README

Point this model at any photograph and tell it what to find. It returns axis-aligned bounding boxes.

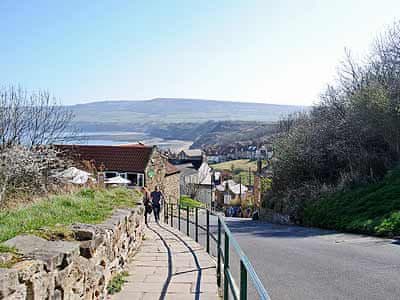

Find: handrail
[164,202,271,300]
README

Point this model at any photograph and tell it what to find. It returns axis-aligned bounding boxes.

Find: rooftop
[57,144,154,173]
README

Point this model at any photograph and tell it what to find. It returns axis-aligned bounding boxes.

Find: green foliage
[107,271,129,294]
[0,188,140,243]
[79,188,95,199]
[0,243,18,254]
[271,22,400,222]
[261,177,272,193]
[179,196,204,209]
[0,244,21,268]
[303,168,400,237]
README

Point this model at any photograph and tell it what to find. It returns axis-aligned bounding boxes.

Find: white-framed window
[125,172,144,187]
[223,193,231,204]
[105,171,144,187]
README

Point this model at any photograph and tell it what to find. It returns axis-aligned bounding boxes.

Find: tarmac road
[224,218,400,300]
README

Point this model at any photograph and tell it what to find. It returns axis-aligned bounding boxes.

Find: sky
[0,1,399,106]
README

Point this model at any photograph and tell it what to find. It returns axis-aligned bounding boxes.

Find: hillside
[303,168,400,237]
[146,121,277,148]
[71,98,307,127]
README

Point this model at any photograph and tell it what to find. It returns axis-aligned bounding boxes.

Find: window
[105,171,118,179]
[224,193,231,204]
[126,172,144,187]
[138,174,144,186]
[104,171,144,187]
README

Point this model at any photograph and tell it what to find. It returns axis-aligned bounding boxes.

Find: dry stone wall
[0,207,144,300]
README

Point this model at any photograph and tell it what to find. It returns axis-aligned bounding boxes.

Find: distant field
[211,159,257,185]
[211,159,257,172]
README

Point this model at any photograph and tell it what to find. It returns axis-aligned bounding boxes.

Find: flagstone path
[112,222,219,300]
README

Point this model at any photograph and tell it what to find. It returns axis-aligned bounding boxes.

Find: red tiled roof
[57,144,154,173]
[165,162,180,176]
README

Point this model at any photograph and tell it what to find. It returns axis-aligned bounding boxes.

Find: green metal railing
[164,203,271,300]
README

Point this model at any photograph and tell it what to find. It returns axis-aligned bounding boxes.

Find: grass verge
[0,187,140,245]
[179,196,204,209]
[303,168,400,237]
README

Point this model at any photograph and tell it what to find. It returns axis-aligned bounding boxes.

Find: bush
[270,22,400,221]
[303,168,400,237]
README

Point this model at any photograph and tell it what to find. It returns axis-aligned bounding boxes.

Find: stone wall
[145,149,167,194]
[0,207,144,300]
[163,173,180,204]
[144,149,180,204]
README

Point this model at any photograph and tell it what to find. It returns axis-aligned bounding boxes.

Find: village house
[176,149,204,168]
[57,144,180,203]
[176,162,221,208]
[215,179,248,207]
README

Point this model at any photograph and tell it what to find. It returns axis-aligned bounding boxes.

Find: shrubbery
[303,168,400,236]
[268,22,400,224]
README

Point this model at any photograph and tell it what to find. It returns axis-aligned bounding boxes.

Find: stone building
[57,144,180,203]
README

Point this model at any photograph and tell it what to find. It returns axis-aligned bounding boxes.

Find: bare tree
[181,164,209,199]
[0,85,74,149]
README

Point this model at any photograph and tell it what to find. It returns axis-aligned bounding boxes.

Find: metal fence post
[165,202,168,223]
[217,217,222,290]
[171,203,173,228]
[224,231,230,300]
[206,209,210,253]
[195,207,199,242]
[178,204,181,230]
[186,206,190,236]
[240,260,247,300]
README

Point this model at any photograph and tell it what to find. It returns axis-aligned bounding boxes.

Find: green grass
[303,168,400,237]
[211,159,257,172]
[107,271,129,294]
[0,187,140,245]
[179,196,204,209]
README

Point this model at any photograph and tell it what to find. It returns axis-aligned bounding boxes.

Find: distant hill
[144,121,278,148]
[71,98,308,126]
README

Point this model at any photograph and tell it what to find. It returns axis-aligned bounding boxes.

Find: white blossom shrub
[0,146,66,205]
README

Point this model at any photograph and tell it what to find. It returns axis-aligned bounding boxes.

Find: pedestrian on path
[150,186,164,222]
[141,187,152,225]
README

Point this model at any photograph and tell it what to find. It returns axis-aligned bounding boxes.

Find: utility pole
[210,169,215,211]
[239,175,242,206]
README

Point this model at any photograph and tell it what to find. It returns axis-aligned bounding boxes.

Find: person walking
[142,187,152,225]
[150,186,164,222]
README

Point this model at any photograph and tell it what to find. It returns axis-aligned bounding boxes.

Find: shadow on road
[224,218,337,239]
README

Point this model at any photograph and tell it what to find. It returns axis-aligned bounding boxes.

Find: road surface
[166,210,400,299]
[224,218,400,300]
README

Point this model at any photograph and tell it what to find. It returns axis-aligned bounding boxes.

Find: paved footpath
[113,221,219,300]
